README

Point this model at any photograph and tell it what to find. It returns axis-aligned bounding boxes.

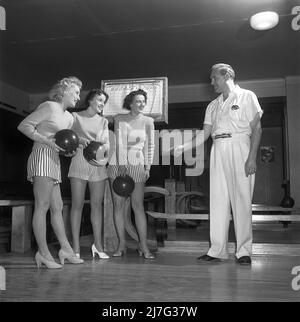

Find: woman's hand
[44,137,78,157]
[89,157,108,167]
[64,149,78,158]
[102,144,109,158]
[89,159,101,166]
[144,169,150,181]
[117,165,127,176]
[44,137,64,153]
[79,138,91,148]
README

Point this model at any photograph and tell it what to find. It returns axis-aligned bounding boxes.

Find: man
[176,63,262,265]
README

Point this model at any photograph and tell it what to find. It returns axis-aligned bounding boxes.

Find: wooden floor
[1,222,300,302]
[0,246,300,302]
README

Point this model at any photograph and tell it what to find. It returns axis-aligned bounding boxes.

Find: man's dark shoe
[237,256,251,265]
[197,254,221,262]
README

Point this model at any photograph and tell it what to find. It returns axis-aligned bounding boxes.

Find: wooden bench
[0,199,75,253]
[147,204,300,246]
[0,200,34,253]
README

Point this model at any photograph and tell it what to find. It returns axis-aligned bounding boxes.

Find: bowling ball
[112,175,135,197]
[83,141,108,166]
[54,129,79,156]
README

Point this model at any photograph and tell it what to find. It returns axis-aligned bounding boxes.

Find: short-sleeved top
[71,111,109,150]
[112,113,155,169]
[17,101,74,150]
[204,85,263,137]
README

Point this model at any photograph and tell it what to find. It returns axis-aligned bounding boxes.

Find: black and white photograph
[0,0,300,309]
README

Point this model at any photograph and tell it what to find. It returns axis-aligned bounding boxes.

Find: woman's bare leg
[89,179,106,251]
[32,177,55,261]
[50,183,74,253]
[109,179,126,252]
[69,177,87,254]
[131,182,151,254]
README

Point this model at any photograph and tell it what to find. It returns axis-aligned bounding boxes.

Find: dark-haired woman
[68,89,110,260]
[108,89,155,259]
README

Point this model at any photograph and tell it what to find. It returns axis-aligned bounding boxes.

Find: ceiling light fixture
[250,11,279,30]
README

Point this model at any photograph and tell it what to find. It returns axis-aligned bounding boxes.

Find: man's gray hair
[211,63,235,79]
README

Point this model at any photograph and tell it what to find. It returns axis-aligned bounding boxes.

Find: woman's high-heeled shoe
[137,248,156,259]
[58,249,84,265]
[35,252,63,269]
[91,244,110,259]
[112,248,127,257]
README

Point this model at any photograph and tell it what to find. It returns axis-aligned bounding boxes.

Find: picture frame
[101,77,168,123]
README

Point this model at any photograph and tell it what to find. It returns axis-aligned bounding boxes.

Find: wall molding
[285,75,300,85]
[169,78,286,104]
[0,76,296,114]
[28,77,289,110]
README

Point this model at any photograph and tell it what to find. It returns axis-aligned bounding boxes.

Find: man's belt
[213,133,232,140]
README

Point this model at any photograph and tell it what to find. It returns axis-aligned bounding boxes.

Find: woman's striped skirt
[27,146,61,184]
[107,164,147,183]
[68,147,107,182]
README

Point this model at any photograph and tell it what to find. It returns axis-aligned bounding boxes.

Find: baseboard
[159,241,300,256]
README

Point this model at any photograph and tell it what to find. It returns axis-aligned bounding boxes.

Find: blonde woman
[17,77,84,268]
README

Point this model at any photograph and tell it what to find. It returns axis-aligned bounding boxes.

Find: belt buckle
[214,133,232,140]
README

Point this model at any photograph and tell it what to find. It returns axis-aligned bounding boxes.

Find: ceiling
[0,0,299,94]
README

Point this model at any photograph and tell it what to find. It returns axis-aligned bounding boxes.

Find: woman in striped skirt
[17,77,84,268]
[107,89,155,259]
[68,89,110,260]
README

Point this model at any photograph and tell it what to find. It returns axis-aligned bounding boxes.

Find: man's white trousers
[207,134,255,259]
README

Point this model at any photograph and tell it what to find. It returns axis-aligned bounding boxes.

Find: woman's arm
[97,118,110,154]
[17,102,51,143]
[115,116,128,175]
[144,117,155,171]
[17,102,63,152]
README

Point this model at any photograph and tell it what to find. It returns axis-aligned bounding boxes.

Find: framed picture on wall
[101,77,168,123]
